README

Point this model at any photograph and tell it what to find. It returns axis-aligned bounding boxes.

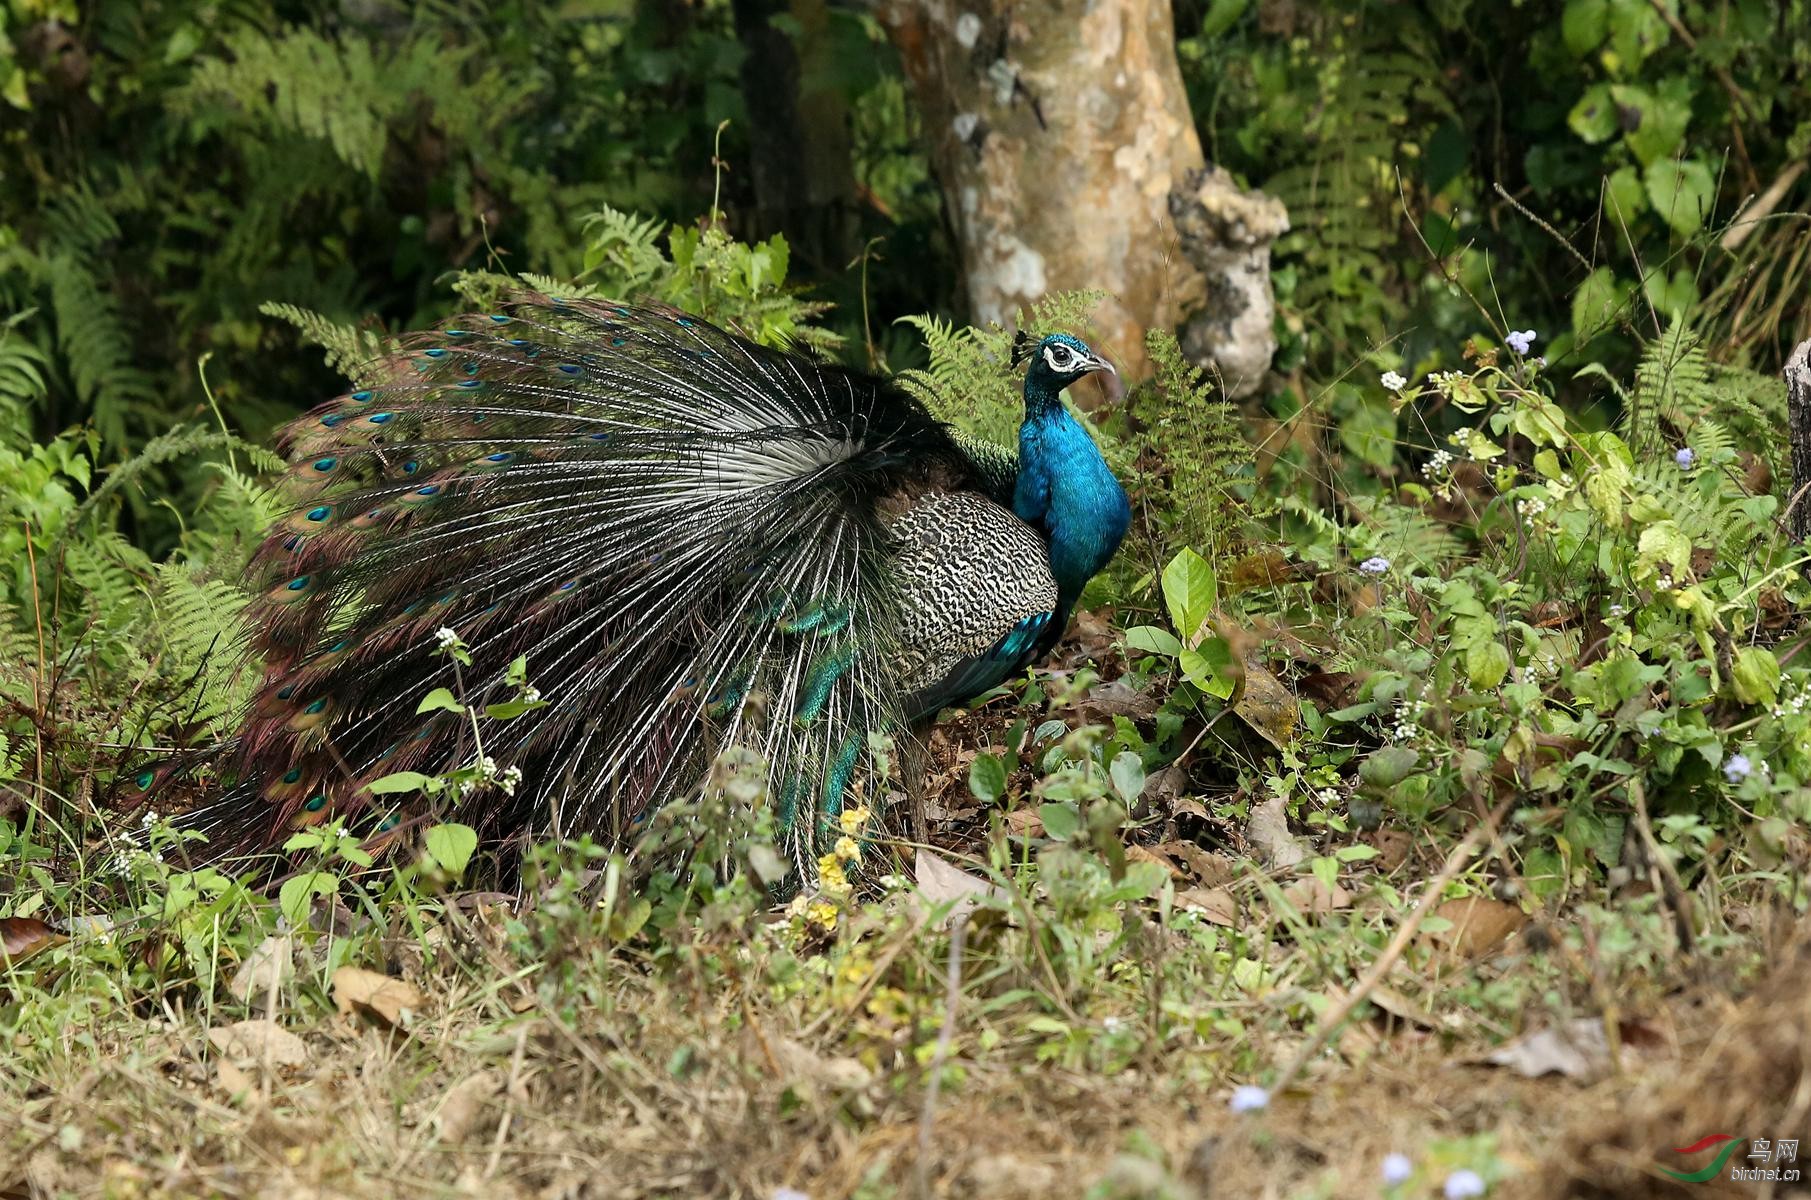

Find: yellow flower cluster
[817,853,851,899]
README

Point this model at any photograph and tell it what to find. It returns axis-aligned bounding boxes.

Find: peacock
[141,296,1130,879]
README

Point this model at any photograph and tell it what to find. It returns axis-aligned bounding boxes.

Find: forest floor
[6,609,1810,1200]
[5,713,1808,1200]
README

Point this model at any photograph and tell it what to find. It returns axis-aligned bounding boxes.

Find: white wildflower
[1228,1085,1269,1114]
[1444,1169,1486,1199]
[1381,369,1407,392]
[434,626,460,648]
[1421,448,1455,479]
[1505,329,1537,355]
[1382,1153,1413,1186]
[1358,556,1391,576]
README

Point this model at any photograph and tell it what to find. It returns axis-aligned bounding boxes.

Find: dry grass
[4,874,1804,1200]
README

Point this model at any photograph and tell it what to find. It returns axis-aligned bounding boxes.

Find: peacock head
[1012,331,1115,404]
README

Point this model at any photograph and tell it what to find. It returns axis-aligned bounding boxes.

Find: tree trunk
[876,0,1285,393]
[731,0,858,273]
[1787,338,1811,541]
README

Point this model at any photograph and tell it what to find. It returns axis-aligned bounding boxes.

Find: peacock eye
[1048,345,1073,368]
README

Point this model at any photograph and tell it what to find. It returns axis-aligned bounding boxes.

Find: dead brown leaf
[228,934,293,1010]
[0,916,62,963]
[1482,1016,1668,1081]
[1365,828,1415,873]
[1175,886,1237,926]
[1154,840,1234,887]
[772,1035,874,1092]
[1280,876,1352,915]
[433,1070,505,1142]
[1423,896,1529,958]
[1125,843,1182,878]
[331,966,426,1028]
[214,1057,253,1096]
[1003,808,1044,838]
[913,848,999,927]
[1233,655,1298,749]
[1246,794,1306,870]
[1364,984,1440,1030]
[207,1019,308,1067]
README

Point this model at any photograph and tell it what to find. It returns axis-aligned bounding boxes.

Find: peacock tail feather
[140,297,1129,887]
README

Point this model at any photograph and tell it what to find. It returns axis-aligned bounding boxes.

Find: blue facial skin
[1012,333,1132,640]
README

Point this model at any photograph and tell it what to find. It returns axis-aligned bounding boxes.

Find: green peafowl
[143,296,1130,878]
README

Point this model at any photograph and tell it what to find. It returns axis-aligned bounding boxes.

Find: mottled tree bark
[876,0,1284,392]
[1787,338,1811,541]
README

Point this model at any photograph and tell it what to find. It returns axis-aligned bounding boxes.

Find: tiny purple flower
[1505,329,1537,355]
[1228,1085,1270,1114]
[1382,1153,1413,1185]
[1444,1169,1486,1199]
[1674,447,1696,469]
[1724,754,1752,784]
[1358,556,1392,576]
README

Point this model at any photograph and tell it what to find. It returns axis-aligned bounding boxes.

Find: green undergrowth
[3,208,1809,1198]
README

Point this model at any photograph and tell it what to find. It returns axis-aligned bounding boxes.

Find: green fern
[259,302,396,384]
[1263,32,1453,363]
[1135,329,1257,559]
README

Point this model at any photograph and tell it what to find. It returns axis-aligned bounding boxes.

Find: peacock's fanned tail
[167,295,980,874]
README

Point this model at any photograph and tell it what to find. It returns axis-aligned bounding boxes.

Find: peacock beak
[1086,355,1117,378]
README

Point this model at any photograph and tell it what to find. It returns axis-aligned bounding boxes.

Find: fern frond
[258,302,396,383]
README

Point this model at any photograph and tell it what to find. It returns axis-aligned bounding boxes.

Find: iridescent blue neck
[1012,378,1132,631]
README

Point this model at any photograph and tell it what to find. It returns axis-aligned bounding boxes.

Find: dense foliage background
[3,4,1811,1195]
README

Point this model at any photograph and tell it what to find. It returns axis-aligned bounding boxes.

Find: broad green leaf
[968,752,1007,803]
[1603,164,1647,220]
[1643,267,1699,319]
[483,699,545,720]
[1465,640,1511,690]
[1181,640,1237,700]
[747,842,790,885]
[1635,520,1691,578]
[1109,751,1146,804]
[1621,76,1693,164]
[1360,746,1419,788]
[1644,157,1715,235]
[1125,626,1183,657]
[1339,394,1399,471]
[1571,267,1630,345]
[1311,855,1338,892]
[278,872,336,925]
[1607,0,1669,70]
[1039,802,1081,841]
[1731,646,1782,706]
[366,771,437,795]
[1561,0,1608,55]
[423,823,478,875]
[415,687,464,715]
[1162,548,1217,642]
[1566,83,1618,143]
